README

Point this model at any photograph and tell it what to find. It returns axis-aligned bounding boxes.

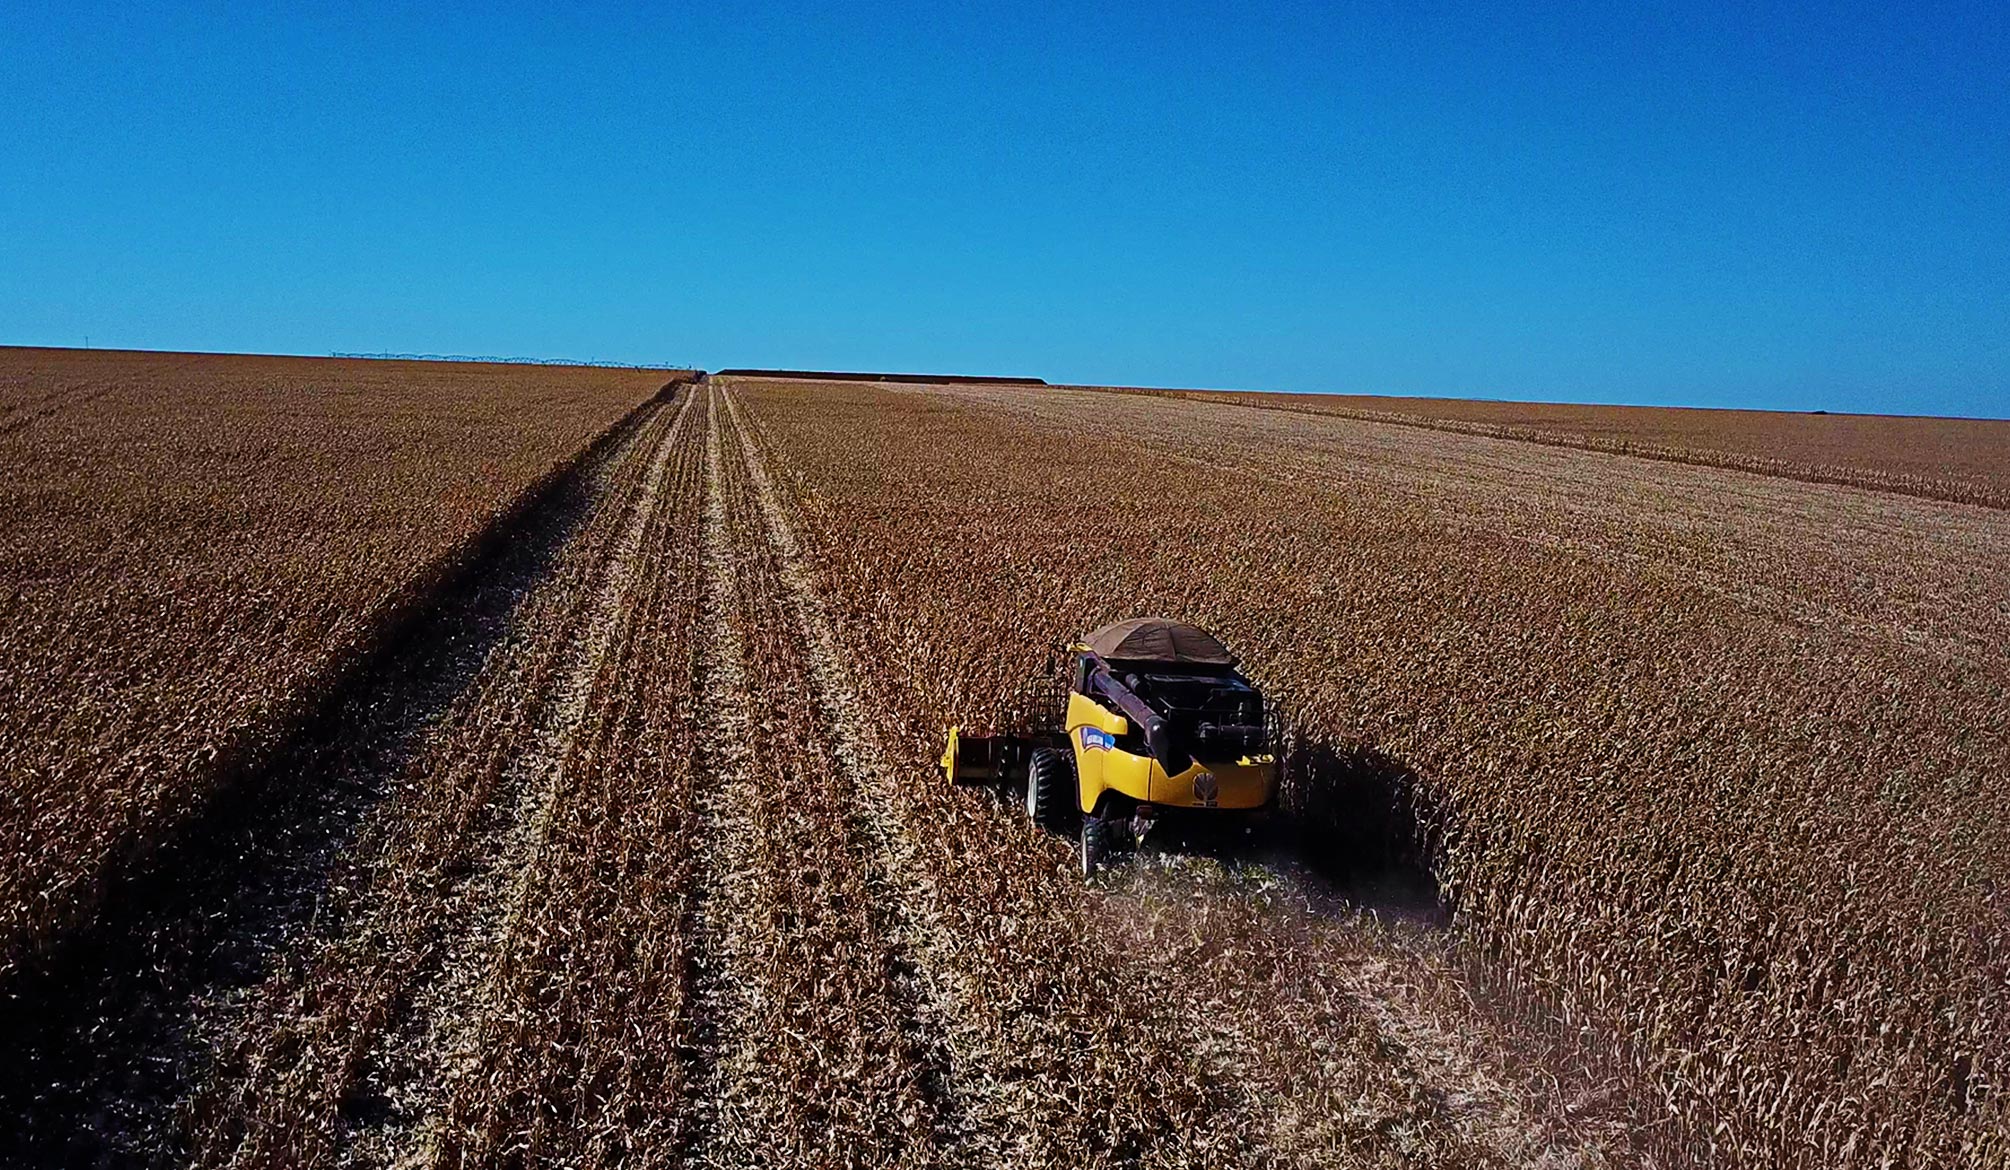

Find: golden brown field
[0,348,679,979]
[743,378,2008,1169]
[0,359,2001,1169]
[1083,383,2010,507]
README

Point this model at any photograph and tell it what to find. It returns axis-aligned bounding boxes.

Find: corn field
[0,352,2004,1168]
[0,348,679,986]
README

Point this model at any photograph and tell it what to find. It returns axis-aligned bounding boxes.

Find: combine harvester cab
[943,617,1278,875]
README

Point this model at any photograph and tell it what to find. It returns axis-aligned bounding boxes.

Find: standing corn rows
[16,365,1999,1168]
[1095,384,2010,508]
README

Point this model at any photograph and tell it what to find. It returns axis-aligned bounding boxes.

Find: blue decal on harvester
[1079,727,1116,752]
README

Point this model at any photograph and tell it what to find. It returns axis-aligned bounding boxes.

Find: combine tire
[1025,747,1073,831]
[1080,815,1113,877]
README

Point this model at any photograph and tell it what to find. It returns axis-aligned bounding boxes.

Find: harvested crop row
[427,386,712,1167]
[685,386,955,1165]
[729,377,2007,1170]
[0,347,685,982]
[676,389,775,1159]
[724,381,1600,1168]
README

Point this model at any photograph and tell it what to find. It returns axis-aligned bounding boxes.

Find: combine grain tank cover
[1085,617,1237,666]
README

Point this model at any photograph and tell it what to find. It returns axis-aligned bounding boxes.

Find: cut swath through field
[416,379,707,1165]
[683,385,955,1164]
[673,384,767,1159]
[169,391,699,1167]
[721,385,969,1134]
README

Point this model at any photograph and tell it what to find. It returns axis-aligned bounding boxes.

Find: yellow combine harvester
[942,617,1278,875]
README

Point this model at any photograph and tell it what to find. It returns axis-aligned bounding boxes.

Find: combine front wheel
[1025,747,1073,831]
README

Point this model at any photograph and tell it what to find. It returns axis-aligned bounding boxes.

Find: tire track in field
[673,385,766,1161]
[393,385,701,1162]
[0,384,106,436]
[0,374,152,438]
[1081,386,2010,510]
[714,385,976,1161]
[0,356,209,438]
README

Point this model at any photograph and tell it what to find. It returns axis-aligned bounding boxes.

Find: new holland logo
[1079,727,1116,752]
[1192,770,1219,807]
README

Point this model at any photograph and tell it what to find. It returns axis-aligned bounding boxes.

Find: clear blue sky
[5,3,2007,416]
